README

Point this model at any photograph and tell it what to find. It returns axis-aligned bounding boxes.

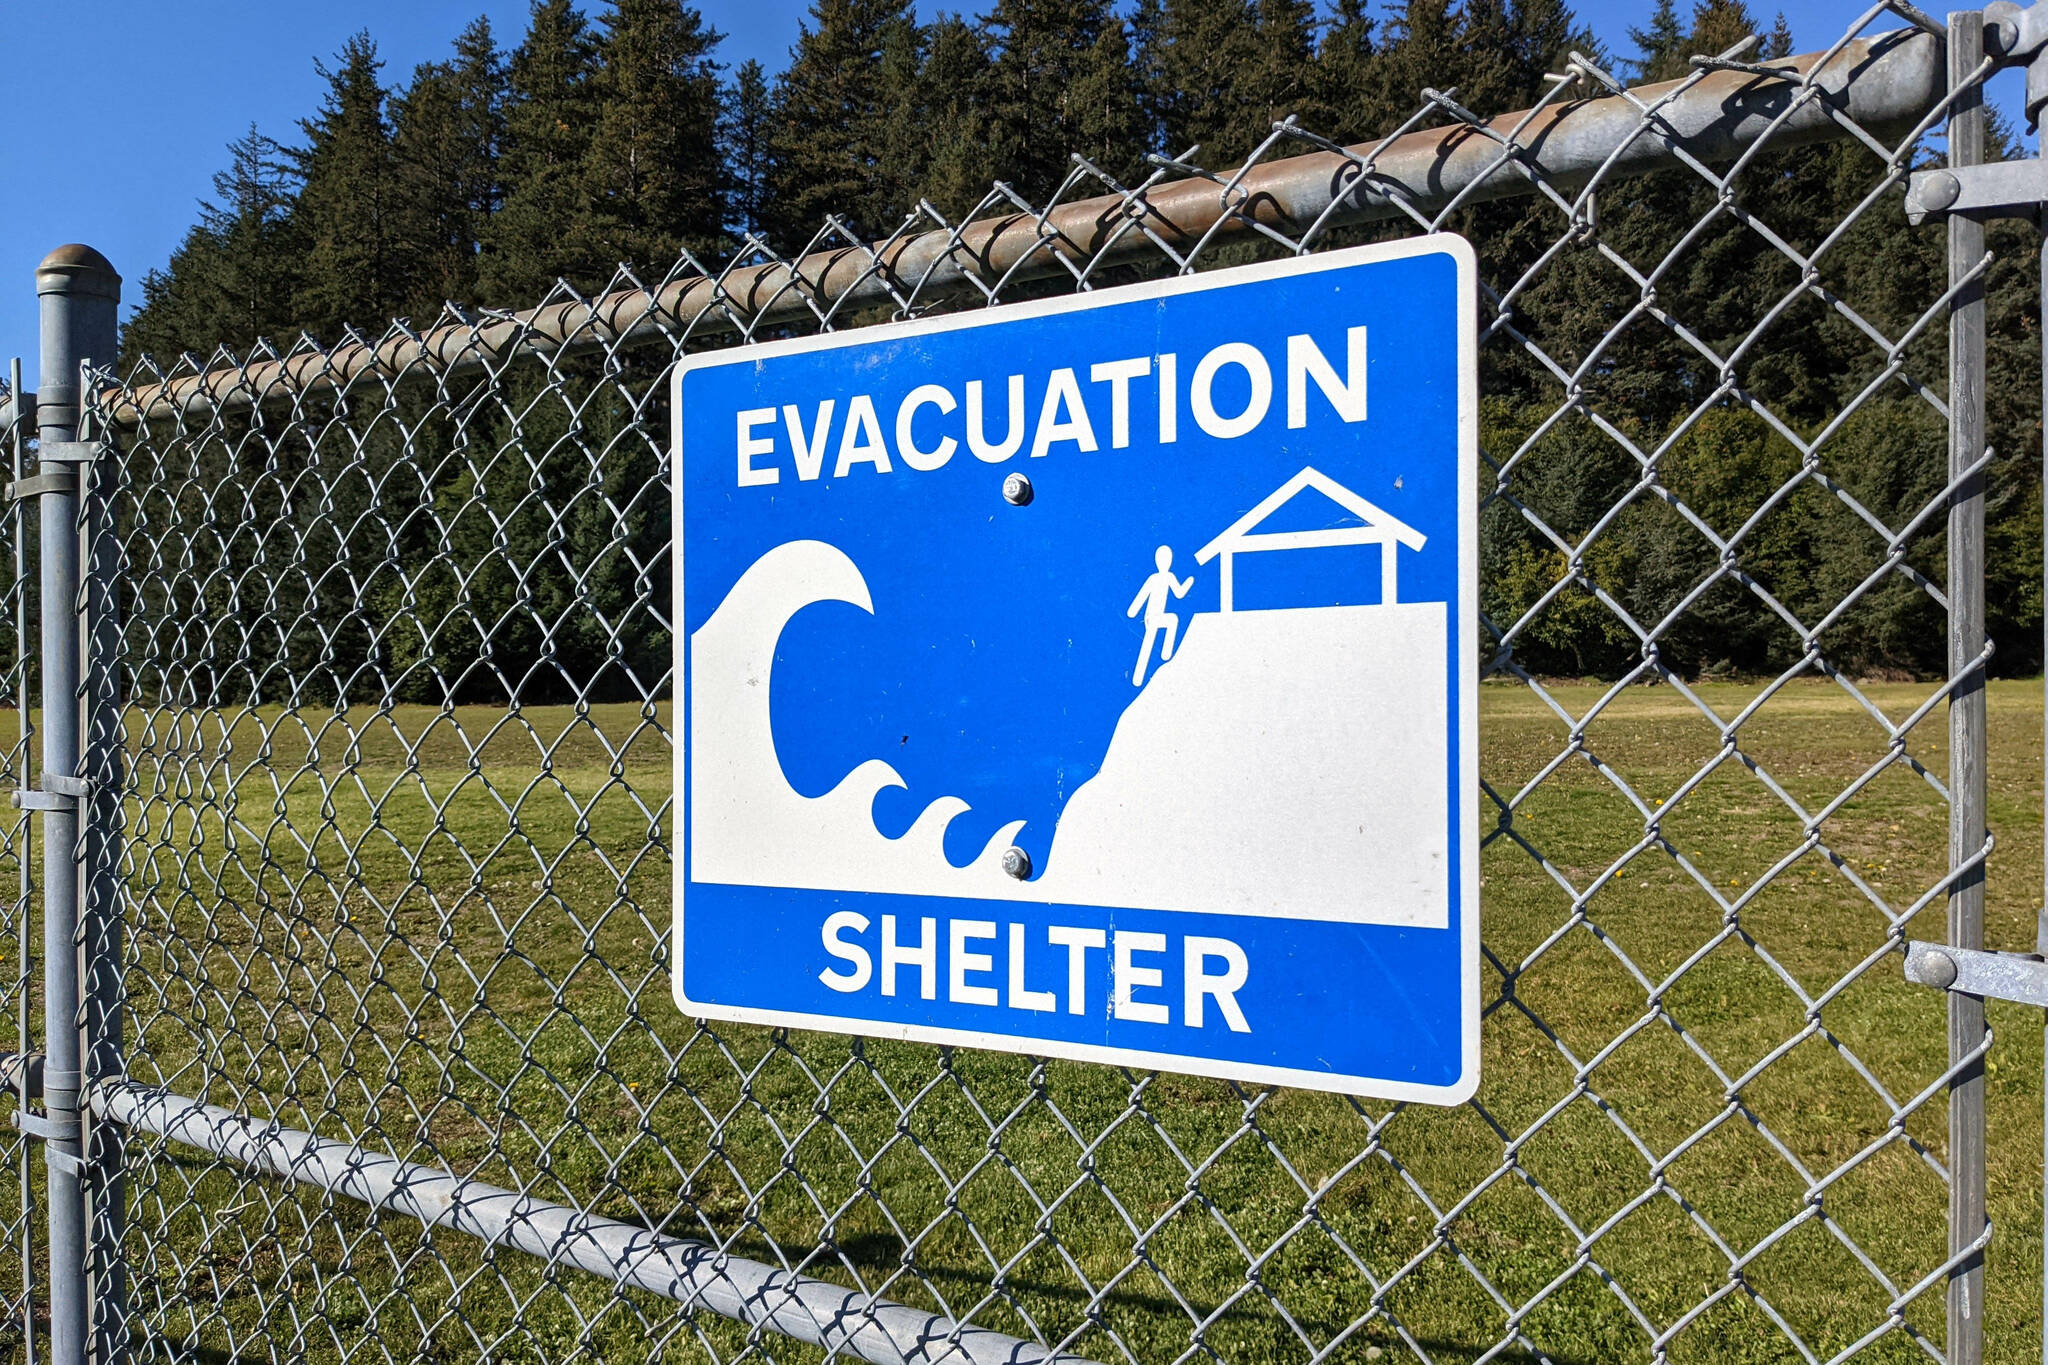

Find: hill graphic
[1032,605,1448,925]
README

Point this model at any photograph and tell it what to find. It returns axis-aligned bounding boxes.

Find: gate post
[1945,14,1990,1365]
[33,246,119,1365]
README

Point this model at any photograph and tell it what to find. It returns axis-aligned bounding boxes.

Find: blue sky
[0,0,1988,372]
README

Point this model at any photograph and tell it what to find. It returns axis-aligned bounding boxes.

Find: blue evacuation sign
[672,236,1478,1100]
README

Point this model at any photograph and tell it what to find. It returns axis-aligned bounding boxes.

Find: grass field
[18,677,2048,1362]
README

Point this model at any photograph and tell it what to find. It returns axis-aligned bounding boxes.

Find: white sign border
[670,233,1481,1103]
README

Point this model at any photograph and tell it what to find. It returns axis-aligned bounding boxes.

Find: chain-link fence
[0,368,48,1362]
[36,4,2042,1361]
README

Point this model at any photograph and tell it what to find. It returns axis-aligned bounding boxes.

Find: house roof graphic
[1195,466,1426,611]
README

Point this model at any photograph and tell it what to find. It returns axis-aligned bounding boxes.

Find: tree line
[117,0,2045,695]
[125,0,1606,358]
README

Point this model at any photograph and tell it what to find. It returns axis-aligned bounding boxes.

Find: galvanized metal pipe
[2038,214,2047,1365]
[105,26,1943,428]
[34,245,119,1365]
[1945,15,1989,1365]
[92,1079,1096,1365]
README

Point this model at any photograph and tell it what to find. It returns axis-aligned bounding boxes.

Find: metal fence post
[2038,213,2048,1365]
[1945,14,1989,1365]
[33,246,118,1365]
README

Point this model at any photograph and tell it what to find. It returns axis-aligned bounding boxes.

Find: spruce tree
[1136,0,1255,162]
[1371,0,1538,122]
[876,16,933,219]
[766,0,922,244]
[1247,0,1320,137]
[582,0,728,276]
[485,0,603,301]
[1308,0,1376,142]
[1627,0,1686,80]
[913,16,995,221]
[205,128,306,348]
[980,0,1145,198]
[1762,13,1793,59]
[721,59,774,240]
[391,17,507,317]
[122,257,213,370]
[290,34,408,339]
[123,126,304,366]
[1136,0,1316,168]
[1505,0,1589,91]
[1684,0,1766,60]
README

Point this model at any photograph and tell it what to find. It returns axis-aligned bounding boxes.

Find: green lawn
[7,678,2044,1363]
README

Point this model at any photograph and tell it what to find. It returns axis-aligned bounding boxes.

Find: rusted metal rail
[104,25,1941,427]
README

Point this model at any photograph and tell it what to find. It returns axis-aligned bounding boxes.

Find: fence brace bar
[91,1079,1097,1365]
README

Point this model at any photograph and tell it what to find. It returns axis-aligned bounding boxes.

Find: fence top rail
[100,22,1939,430]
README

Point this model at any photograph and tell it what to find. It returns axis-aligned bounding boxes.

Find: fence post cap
[36,245,119,300]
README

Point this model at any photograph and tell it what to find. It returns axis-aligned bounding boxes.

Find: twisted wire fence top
[77,5,2026,1362]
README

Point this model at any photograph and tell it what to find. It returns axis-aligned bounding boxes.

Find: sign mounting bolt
[1002,473,1033,506]
[1001,847,1032,879]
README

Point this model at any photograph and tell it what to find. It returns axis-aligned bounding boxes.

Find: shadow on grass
[121,1166,1583,1365]
[829,1231,1605,1365]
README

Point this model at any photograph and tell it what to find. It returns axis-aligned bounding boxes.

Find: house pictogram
[1195,466,1427,611]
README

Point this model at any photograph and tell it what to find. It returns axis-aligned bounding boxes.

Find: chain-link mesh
[69,6,2030,1362]
[0,374,42,1360]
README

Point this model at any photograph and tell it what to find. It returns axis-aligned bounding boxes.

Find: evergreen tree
[876,16,934,218]
[582,0,728,275]
[291,33,407,338]
[1627,0,1686,81]
[122,261,209,371]
[390,17,507,317]
[485,0,603,300]
[1129,0,1168,147]
[721,58,774,240]
[1307,0,1376,144]
[1136,0,1252,161]
[110,0,2046,686]
[766,0,922,243]
[912,16,996,220]
[1248,0,1320,135]
[1761,10,1793,59]
[203,127,306,348]
[1367,0,1465,122]
[980,0,1145,197]
[1135,0,1316,167]
[122,126,304,366]
[1505,0,1588,89]
[1686,0,1765,59]
[1370,0,1571,123]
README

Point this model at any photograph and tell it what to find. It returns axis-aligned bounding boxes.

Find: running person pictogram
[1127,545,1194,686]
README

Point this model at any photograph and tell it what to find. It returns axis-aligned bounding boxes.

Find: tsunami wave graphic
[688,540,1028,898]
